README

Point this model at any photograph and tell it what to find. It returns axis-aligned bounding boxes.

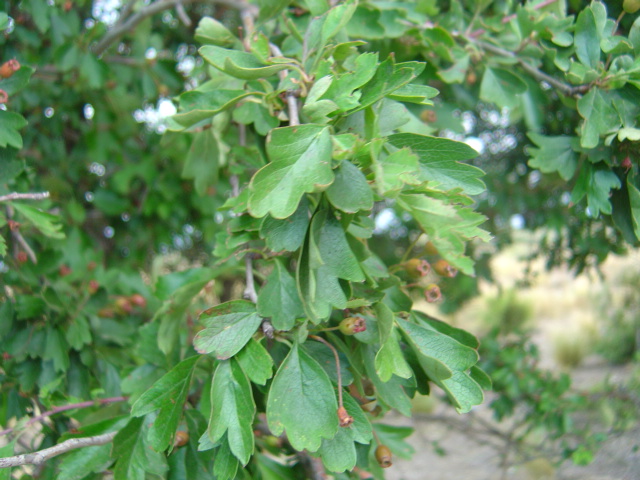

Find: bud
[337,406,354,427]
[0,59,20,79]
[339,316,367,335]
[403,258,431,278]
[433,259,457,278]
[424,283,442,303]
[375,445,393,468]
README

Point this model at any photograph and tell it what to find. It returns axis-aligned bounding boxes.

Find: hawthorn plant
[2,1,640,479]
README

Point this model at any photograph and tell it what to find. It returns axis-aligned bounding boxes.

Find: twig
[268,43,300,126]
[93,0,257,56]
[175,0,192,26]
[0,192,50,203]
[0,432,117,468]
[0,396,128,437]
[243,255,258,303]
[6,205,37,264]
[472,39,589,96]
[309,335,344,408]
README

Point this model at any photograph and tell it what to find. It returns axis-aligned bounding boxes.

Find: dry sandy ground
[386,241,640,480]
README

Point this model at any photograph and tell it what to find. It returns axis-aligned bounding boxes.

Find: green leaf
[387,84,439,105]
[208,360,255,465]
[388,133,485,195]
[235,338,274,385]
[58,443,113,480]
[326,160,373,213]
[257,259,304,330]
[317,428,357,472]
[397,317,483,413]
[577,88,621,148]
[575,6,601,69]
[371,147,420,195]
[0,66,34,96]
[131,355,198,451]
[194,16,236,46]
[571,162,621,216]
[258,0,292,21]
[172,90,257,128]
[628,178,640,240]
[266,343,339,452]
[314,209,365,282]
[44,327,69,372]
[199,45,289,80]
[375,328,413,382]
[362,344,412,416]
[353,56,424,114]
[479,67,528,109]
[0,110,28,149]
[112,417,168,480]
[397,192,490,275]
[212,434,240,480]
[11,203,65,239]
[259,196,310,252]
[193,300,263,359]
[182,130,219,196]
[248,125,334,219]
[527,133,579,181]
[0,235,6,256]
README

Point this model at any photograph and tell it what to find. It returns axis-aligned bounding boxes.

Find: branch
[0,192,50,203]
[472,39,589,96]
[0,396,128,437]
[0,432,117,468]
[243,254,258,303]
[93,0,257,56]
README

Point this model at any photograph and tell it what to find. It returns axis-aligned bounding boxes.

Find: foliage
[596,270,640,364]
[1,1,640,479]
[479,327,640,467]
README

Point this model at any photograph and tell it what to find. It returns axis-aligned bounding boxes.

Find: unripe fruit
[424,283,442,303]
[375,445,393,468]
[337,406,354,427]
[624,0,640,14]
[59,265,72,277]
[173,431,189,447]
[16,251,28,264]
[114,296,133,314]
[339,316,366,335]
[621,156,632,172]
[129,293,147,308]
[433,259,457,278]
[423,241,439,255]
[88,280,99,294]
[403,258,430,278]
[420,110,437,123]
[0,59,20,79]
[0,89,7,104]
